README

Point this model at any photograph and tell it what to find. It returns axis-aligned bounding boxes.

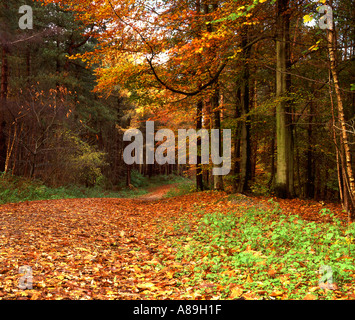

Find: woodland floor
[0,184,354,300]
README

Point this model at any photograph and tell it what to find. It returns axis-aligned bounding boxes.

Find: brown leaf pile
[0,186,347,300]
[0,188,232,299]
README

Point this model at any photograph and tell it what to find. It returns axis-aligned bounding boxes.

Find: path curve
[135,183,178,201]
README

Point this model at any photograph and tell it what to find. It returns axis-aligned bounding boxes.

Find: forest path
[135,183,178,201]
[0,188,347,300]
[0,189,228,300]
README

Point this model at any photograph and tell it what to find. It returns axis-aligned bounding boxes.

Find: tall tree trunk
[194,0,204,191]
[5,124,17,173]
[286,14,295,198]
[238,25,251,193]
[147,163,153,178]
[203,1,223,191]
[126,163,131,187]
[0,46,9,172]
[203,101,212,188]
[327,19,355,221]
[269,138,276,188]
[305,101,315,199]
[268,107,276,189]
[232,88,241,193]
[212,86,224,191]
[196,100,204,191]
[275,0,293,198]
[329,70,344,206]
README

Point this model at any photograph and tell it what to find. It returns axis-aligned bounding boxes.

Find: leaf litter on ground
[0,186,354,300]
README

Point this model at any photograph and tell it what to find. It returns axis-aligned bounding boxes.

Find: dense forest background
[0,0,354,218]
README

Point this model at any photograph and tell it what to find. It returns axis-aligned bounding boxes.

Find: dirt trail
[0,187,227,300]
[136,183,178,201]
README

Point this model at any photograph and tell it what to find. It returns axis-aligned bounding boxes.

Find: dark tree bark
[238,25,252,193]
[0,46,9,172]
[196,99,204,191]
[305,101,315,199]
[212,86,224,191]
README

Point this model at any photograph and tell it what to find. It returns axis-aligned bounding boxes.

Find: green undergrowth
[0,175,143,205]
[158,200,355,300]
[163,179,196,198]
[0,172,188,205]
[124,170,187,189]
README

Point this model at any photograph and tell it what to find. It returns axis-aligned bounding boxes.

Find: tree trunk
[305,101,315,198]
[232,121,241,193]
[238,25,251,193]
[5,124,17,173]
[275,0,293,198]
[327,22,355,221]
[126,163,131,187]
[196,100,204,191]
[0,46,9,172]
[268,133,276,189]
[212,86,224,191]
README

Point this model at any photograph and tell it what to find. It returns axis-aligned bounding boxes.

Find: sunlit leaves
[303,14,314,24]
[0,187,354,300]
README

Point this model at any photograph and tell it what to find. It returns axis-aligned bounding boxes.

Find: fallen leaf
[30,292,42,300]
[268,269,276,278]
[309,286,319,292]
[230,287,243,299]
[136,283,157,290]
[270,290,283,297]
[319,282,338,290]
[303,293,317,300]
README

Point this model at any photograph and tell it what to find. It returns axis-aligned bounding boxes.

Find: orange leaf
[270,290,283,297]
[229,287,243,299]
[303,293,317,300]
